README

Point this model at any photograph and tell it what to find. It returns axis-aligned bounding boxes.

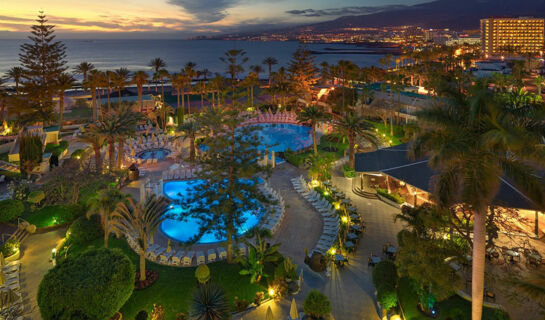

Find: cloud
[286,5,409,17]
[167,0,240,23]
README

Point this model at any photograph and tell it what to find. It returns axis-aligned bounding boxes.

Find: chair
[237,244,247,256]
[217,247,227,260]
[160,250,175,264]
[172,251,185,265]
[207,249,217,263]
[196,251,205,265]
[183,251,195,266]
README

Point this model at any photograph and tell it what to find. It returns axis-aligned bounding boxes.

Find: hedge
[0,199,24,222]
[44,141,69,157]
[342,165,356,178]
[303,290,332,319]
[66,215,103,246]
[372,260,398,310]
[376,188,405,204]
[38,247,135,320]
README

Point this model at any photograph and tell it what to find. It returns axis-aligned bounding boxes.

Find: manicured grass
[285,134,349,167]
[367,120,406,146]
[22,205,79,228]
[65,237,264,319]
[397,278,509,320]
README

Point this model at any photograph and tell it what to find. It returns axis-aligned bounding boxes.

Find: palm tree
[132,71,149,113]
[96,111,122,171]
[114,68,131,107]
[56,72,75,131]
[73,62,95,93]
[6,67,23,94]
[76,126,105,173]
[297,105,330,155]
[110,194,169,281]
[331,112,378,169]
[0,78,7,123]
[170,72,188,122]
[410,80,545,320]
[149,58,166,92]
[105,70,115,112]
[111,103,142,169]
[184,62,197,116]
[178,120,201,161]
[157,68,169,104]
[238,232,282,283]
[87,187,127,248]
[87,70,102,122]
[533,75,545,96]
[190,284,230,320]
[262,57,278,86]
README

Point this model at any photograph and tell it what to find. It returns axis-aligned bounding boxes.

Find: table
[347,233,358,240]
[345,241,354,248]
[350,214,360,221]
[348,206,357,212]
[369,256,381,265]
[351,225,362,231]
[449,262,462,271]
[386,245,397,254]
[334,254,346,262]
[342,199,351,205]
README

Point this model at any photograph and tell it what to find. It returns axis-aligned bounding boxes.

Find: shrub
[66,215,103,245]
[44,141,69,157]
[190,284,229,320]
[195,264,210,284]
[253,291,265,306]
[135,310,148,320]
[233,296,250,312]
[372,260,398,310]
[284,149,307,167]
[175,313,187,320]
[37,247,135,320]
[150,304,165,320]
[303,290,332,319]
[0,239,20,257]
[0,199,24,222]
[376,188,405,204]
[70,149,86,160]
[27,190,45,208]
[342,165,356,178]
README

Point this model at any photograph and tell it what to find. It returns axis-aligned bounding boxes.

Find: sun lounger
[146,244,160,256]
[172,250,185,265]
[207,249,217,263]
[160,250,175,264]
[150,247,166,260]
[183,251,195,266]
[237,244,247,256]
[217,247,227,260]
[196,251,205,265]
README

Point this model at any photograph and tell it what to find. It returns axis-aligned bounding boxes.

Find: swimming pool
[137,148,171,160]
[252,123,312,153]
[160,179,265,244]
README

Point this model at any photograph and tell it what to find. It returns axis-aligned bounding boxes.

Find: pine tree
[288,46,318,102]
[19,12,67,125]
[181,109,272,263]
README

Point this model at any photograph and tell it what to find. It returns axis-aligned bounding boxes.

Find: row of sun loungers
[163,168,198,180]
[291,175,341,255]
[259,182,286,234]
[0,260,24,318]
[126,235,247,267]
[240,111,299,126]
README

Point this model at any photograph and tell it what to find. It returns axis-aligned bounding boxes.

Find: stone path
[19,229,65,319]
[243,164,405,320]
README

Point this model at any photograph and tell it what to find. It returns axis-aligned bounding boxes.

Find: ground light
[268,288,275,297]
[341,216,348,223]
[334,203,341,210]
[329,248,336,255]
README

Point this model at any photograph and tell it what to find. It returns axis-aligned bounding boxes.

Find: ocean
[0,39,387,78]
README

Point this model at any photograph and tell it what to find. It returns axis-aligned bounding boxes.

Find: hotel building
[480,17,544,57]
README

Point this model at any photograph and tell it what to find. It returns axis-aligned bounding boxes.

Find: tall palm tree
[73,62,95,93]
[132,71,149,113]
[331,112,378,169]
[87,70,103,122]
[76,126,105,173]
[114,68,131,107]
[297,105,330,155]
[262,57,278,86]
[110,194,169,281]
[170,72,188,122]
[87,187,127,248]
[178,120,201,161]
[149,58,166,92]
[157,68,169,104]
[6,66,23,94]
[96,111,122,171]
[111,103,142,169]
[0,78,7,123]
[56,72,75,131]
[105,70,115,113]
[410,80,545,320]
[184,62,197,116]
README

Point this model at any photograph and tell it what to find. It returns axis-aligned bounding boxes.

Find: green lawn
[285,134,349,167]
[64,237,264,319]
[22,205,79,228]
[398,278,509,320]
[367,120,406,146]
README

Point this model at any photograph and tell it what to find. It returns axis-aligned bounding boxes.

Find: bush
[175,313,187,320]
[372,260,398,310]
[27,190,45,207]
[0,239,20,257]
[44,141,69,157]
[284,149,307,167]
[342,165,356,178]
[195,264,210,284]
[37,247,135,320]
[0,199,24,222]
[233,296,250,312]
[376,188,405,204]
[66,215,103,246]
[135,310,148,320]
[303,290,332,319]
[253,291,265,306]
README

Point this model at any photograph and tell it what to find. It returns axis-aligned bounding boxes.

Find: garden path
[243,164,404,320]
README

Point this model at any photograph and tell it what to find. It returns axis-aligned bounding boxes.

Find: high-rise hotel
[480,17,544,57]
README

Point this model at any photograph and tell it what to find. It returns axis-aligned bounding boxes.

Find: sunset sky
[0,0,427,38]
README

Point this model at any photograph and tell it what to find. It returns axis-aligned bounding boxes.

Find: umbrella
[0,253,5,267]
[290,298,299,320]
[298,270,304,288]
[266,306,274,320]
[0,271,5,287]
[166,240,171,253]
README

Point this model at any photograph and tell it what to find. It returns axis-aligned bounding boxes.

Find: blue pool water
[137,148,171,160]
[252,123,312,153]
[160,179,265,244]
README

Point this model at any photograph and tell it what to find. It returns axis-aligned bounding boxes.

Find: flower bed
[376,188,405,204]
[134,270,159,290]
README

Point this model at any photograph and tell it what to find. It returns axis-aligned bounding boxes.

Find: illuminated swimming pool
[252,123,312,153]
[137,148,171,160]
[160,179,265,244]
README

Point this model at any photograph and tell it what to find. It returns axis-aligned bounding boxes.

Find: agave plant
[190,284,230,320]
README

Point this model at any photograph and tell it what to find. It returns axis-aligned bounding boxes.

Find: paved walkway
[243,164,405,320]
[19,229,65,319]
